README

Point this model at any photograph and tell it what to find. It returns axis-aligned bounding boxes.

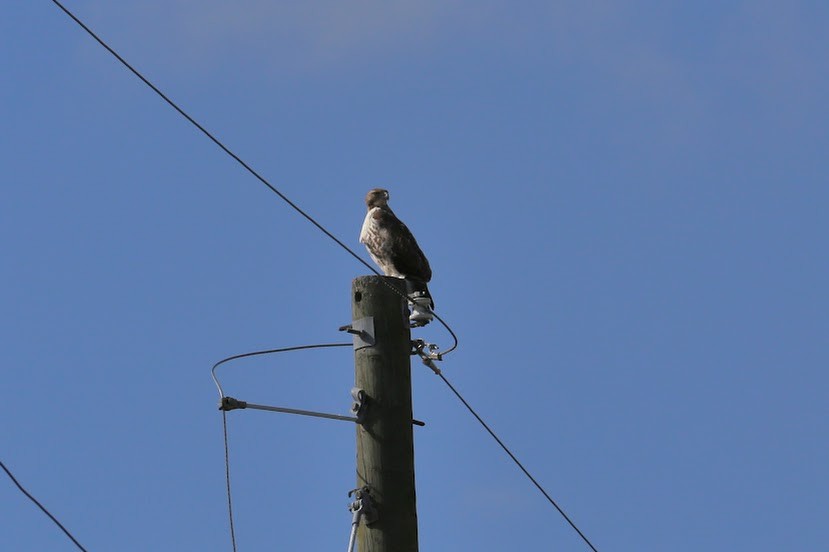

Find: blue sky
[2,2,827,550]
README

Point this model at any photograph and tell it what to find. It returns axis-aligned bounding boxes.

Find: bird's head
[365,188,390,209]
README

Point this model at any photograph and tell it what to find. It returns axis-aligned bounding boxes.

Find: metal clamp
[339,317,375,349]
[348,486,378,525]
[351,387,368,424]
[219,397,248,411]
[347,486,378,552]
[349,388,424,427]
[412,339,443,375]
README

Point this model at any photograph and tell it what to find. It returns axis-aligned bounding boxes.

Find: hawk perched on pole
[359,188,434,326]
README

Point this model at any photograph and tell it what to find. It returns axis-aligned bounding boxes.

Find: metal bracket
[339,317,375,350]
[349,387,424,427]
[348,486,378,525]
[350,387,368,424]
[412,339,443,375]
[219,397,248,411]
[412,339,442,361]
[347,485,379,552]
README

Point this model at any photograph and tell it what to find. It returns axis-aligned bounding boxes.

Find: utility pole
[351,275,419,552]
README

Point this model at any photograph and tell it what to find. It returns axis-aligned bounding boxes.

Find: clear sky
[3,2,827,551]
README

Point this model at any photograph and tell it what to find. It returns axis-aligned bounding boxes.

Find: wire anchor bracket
[339,317,375,350]
[346,486,378,552]
[412,339,443,375]
[349,486,378,524]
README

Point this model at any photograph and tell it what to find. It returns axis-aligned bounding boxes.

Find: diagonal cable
[1,460,89,552]
[436,373,600,552]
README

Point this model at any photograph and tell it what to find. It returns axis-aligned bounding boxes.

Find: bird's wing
[374,209,432,283]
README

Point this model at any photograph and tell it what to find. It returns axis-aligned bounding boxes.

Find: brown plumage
[359,189,434,319]
[359,188,432,283]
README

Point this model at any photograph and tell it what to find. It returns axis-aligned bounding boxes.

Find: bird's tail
[405,278,433,308]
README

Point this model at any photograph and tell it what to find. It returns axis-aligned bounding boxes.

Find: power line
[48,3,600,548]
[211,343,353,399]
[48,0,357,269]
[435,373,601,552]
[220,411,237,552]
[1,460,89,552]
[48,0,458,357]
[211,342,352,551]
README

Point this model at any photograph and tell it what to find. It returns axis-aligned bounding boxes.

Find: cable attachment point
[350,387,368,424]
[412,339,443,374]
[348,486,378,525]
[405,279,434,327]
[219,397,248,411]
[339,317,375,349]
[346,486,379,552]
[408,294,434,327]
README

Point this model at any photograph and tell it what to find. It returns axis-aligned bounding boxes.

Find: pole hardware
[351,387,368,424]
[339,317,376,350]
[351,387,424,428]
[346,486,379,552]
[218,396,360,423]
[412,339,443,375]
[411,339,442,361]
[348,486,379,525]
[219,396,248,411]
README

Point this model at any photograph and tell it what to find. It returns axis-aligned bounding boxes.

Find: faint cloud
[535,1,827,162]
[90,0,505,72]
[81,0,826,140]
[184,1,443,65]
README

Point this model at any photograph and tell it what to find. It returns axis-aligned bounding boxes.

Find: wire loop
[211,342,352,551]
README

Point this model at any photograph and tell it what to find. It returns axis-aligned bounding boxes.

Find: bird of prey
[359,188,434,326]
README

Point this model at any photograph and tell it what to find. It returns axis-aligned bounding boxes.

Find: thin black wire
[221,411,237,552]
[428,309,458,357]
[211,342,352,551]
[211,343,352,399]
[0,460,89,552]
[49,0,458,357]
[48,0,361,270]
[436,373,600,552]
